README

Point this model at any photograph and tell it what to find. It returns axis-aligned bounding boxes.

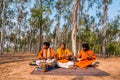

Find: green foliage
[106,42,120,55]
[1,0,120,56]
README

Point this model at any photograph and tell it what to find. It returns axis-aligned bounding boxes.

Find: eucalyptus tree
[54,0,63,49]
[29,0,54,53]
[101,0,112,57]
[0,0,6,55]
[54,0,73,49]
[72,0,79,56]
[77,0,85,52]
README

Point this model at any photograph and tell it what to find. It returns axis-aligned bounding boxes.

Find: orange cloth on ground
[38,48,54,59]
[56,48,72,63]
[75,50,96,68]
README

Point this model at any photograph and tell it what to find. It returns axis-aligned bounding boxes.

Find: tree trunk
[14,37,17,54]
[29,29,32,53]
[39,24,43,51]
[57,11,61,45]
[72,0,79,57]
[101,0,108,57]
[0,0,5,55]
[18,22,21,52]
[18,3,23,52]
[53,27,57,50]
[78,0,82,53]
[38,0,43,54]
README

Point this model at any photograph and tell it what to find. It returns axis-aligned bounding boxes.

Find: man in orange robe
[37,43,54,60]
[36,42,56,71]
[56,43,74,68]
[75,43,96,69]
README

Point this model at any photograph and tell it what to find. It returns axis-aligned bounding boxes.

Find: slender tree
[101,0,111,57]
[0,0,5,55]
[72,0,79,56]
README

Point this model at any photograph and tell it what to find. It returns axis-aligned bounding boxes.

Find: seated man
[56,43,74,68]
[36,42,56,72]
[75,43,96,69]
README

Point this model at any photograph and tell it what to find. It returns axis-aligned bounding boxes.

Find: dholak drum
[40,62,47,72]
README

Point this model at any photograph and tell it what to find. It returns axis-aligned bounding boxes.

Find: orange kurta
[38,48,54,59]
[75,50,96,68]
[56,48,72,63]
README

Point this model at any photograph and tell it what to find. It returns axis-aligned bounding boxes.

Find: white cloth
[57,61,74,68]
[36,59,56,66]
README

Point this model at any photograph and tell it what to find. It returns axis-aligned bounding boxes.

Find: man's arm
[38,49,43,59]
[50,48,55,59]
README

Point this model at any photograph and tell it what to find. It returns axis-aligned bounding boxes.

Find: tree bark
[101,0,108,57]
[18,3,23,52]
[57,11,61,45]
[29,28,32,53]
[38,0,43,54]
[78,0,82,53]
[72,0,79,57]
[0,0,5,55]
[53,27,57,50]
[14,37,17,54]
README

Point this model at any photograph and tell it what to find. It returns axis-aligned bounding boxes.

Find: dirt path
[0,53,120,80]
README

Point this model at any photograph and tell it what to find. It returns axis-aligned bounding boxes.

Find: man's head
[82,43,89,51]
[60,43,65,49]
[43,42,50,49]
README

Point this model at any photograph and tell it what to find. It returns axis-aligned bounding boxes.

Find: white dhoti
[36,59,56,67]
[57,61,74,68]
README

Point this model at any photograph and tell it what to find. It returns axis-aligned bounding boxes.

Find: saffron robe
[56,48,72,63]
[38,48,54,60]
[75,50,96,68]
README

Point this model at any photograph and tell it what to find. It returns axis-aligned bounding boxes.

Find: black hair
[60,42,65,47]
[43,42,50,47]
[82,43,89,50]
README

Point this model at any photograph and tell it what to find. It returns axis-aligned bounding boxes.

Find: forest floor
[0,53,120,80]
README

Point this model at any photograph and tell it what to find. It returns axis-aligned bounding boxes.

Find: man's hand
[65,56,70,60]
[87,56,91,60]
[42,57,47,60]
[61,54,66,59]
[71,56,77,61]
[48,57,53,60]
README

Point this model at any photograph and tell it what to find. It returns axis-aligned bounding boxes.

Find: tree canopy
[0,0,120,57]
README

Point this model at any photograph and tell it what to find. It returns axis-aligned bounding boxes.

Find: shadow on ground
[0,53,36,64]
